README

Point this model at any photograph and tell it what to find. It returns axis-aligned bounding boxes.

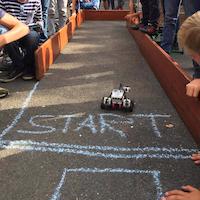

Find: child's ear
[191,53,200,64]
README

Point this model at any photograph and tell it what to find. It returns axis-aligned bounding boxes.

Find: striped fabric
[0,0,43,27]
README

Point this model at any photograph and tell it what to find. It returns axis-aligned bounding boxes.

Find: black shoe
[140,24,158,35]
[130,23,146,30]
[0,87,8,98]
[0,68,23,83]
[22,72,35,81]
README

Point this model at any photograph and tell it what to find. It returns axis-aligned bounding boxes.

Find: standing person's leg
[92,0,101,9]
[148,0,160,27]
[193,0,200,11]
[102,0,109,9]
[183,0,200,17]
[48,0,57,36]
[57,0,68,29]
[160,0,165,16]
[139,0,160,34]
[41,0,51,41]
[161,0,181,53]
[140,0,150,26]
[110,0,115,9]
[117,0,124,9]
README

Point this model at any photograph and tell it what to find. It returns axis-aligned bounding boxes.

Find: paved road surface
[0,21,200,200]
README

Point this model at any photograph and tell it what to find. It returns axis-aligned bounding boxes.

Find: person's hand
[186,79,200,97]
[125,13,140,24]
[161,186,200,200]
[192,152,200,165]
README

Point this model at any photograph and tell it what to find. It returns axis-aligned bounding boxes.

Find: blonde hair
[178,11,200,54]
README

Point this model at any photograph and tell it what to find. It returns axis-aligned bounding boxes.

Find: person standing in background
[40,0,50,41]
[48,0,68,36]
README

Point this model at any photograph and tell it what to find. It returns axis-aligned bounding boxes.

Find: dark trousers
[41,0,51,40]
[5,30,40,74]
[140,0,160,26]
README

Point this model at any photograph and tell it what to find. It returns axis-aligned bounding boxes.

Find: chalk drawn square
[50,168,162,200]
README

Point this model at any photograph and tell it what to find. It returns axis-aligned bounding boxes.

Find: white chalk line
[15,113,171,138]
[50,168,162,200]
[50,168,67,200]
[0,140,196,160]
[0,82,40,139]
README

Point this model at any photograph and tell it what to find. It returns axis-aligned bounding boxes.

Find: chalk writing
[17,115,56,134]
[75,114,97,134]
[16,113,170,138]
[0,82,39,139]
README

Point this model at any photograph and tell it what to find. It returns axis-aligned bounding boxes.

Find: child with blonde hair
[178,11,200,98]
[161,11,200,200]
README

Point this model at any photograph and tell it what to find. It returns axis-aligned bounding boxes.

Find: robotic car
[101,84,134,112]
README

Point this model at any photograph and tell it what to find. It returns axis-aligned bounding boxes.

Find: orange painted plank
[85,10,129,21]
[35,22,71,80]
[129,28,200,144]
[69,14,77,34]
[77,10,85,27]
[35,10,86,80]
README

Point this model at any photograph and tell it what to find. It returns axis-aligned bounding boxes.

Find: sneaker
[140,24,158,35]
[0,87,8,98]
[22,72,35,81]
[1,54,12,67]
[0,64,10,71]
[0,68,23,83]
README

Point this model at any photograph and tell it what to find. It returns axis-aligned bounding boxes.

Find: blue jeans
[161,0,200,53]
[80,0,100,9]
[183,0,200,17]
[0,25,7,34]
[161,0,181,53]
[41,0,51,40]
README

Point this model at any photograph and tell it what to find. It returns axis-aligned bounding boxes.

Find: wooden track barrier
[35,11,85,80]
[77,10,86,28]
[35,10,127,80]
[84,10,129,21]
[35,11,200,144]
[128,28,200,145]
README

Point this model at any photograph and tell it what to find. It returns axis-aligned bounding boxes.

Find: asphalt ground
[0,21,200,200]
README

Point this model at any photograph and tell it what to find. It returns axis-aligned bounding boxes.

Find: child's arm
[0,12,29,47]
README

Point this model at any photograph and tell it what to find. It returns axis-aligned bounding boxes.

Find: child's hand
[161,186,200,200]
[191,153,200,165]
[125,13,140,24]
[186,79,200,97]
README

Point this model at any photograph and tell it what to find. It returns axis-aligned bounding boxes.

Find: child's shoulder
[27,0,41,4]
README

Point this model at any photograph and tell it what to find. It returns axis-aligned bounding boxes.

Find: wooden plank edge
[35,11,85,80]
[85,10,129,21]
[128,28,200,145]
